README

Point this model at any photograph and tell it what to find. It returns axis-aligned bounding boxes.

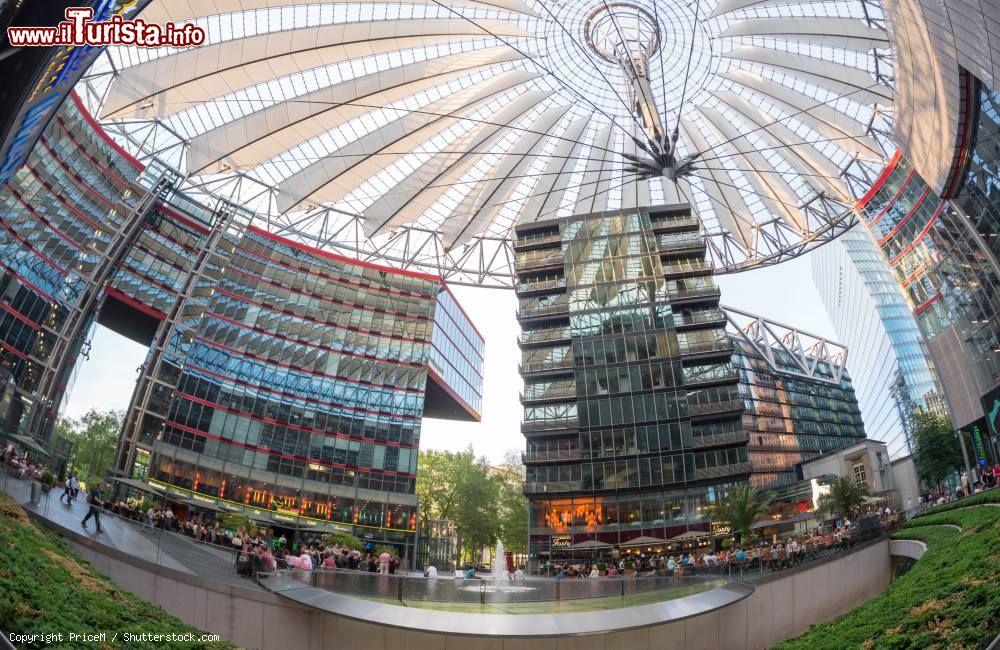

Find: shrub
[0,495,235,649]
[322,531,363,550]
[373,544,398,559]
[40,471,55,488]
[776,502,1000,649]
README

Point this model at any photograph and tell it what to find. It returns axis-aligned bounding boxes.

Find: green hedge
[775,502,1000,649]
[0,495,235,649]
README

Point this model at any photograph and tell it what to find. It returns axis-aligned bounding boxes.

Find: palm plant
[816,476,870,520]
[709,485,773,543]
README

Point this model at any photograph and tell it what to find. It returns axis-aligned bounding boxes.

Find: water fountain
[492,540,508,581]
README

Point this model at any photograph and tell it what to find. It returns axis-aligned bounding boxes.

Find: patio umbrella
[668,530,711,541]
[620,535,667,547]
[569,539,612,550]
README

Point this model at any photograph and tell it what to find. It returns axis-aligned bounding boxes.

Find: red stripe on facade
[890,202,946,266]
[854,149,903,211]
[174,390,419,448]
[68,91,146,170]
[163,419,417,479]
[156,204,210,236]
[224,263,434,323]
[212,286,429,347]
[184,362,420,422]
[104,286,167,321]
[0,300,41,331]
[53,117,131,190]
[441,283,484,343]
[246,225,441,282]
[428,367,481,422]
[191,334,427,394]
[232,242,431,300]
[26,165,104,231]
[7,186,86,252]
[0,208,70,275]
[37,136,116,208]
[866,169,916,229]
[0,344,30,362]
[203,310,424,369]
[915,293,941,314]
[0,260,56,302]
[878,185,932,246]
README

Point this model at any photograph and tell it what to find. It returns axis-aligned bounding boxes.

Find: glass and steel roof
[77,0,895,286]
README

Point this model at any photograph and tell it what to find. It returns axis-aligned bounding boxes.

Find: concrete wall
[59,524,892,650]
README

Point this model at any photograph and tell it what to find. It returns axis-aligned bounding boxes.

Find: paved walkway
[1,471,258,589]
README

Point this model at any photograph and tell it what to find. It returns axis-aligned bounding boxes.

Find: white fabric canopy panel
[78,0,896,286]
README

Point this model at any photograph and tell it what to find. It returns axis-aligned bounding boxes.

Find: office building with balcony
[725,308,867,488]
[514,206,749,565]
[0,94,483,560]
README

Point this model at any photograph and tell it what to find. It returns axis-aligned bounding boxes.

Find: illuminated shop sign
[550,535,573,548]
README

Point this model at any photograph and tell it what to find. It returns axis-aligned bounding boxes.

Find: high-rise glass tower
[811,228,942,458]
[515,205,749,566]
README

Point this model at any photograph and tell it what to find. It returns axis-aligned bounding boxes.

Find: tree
[816,476,869,520]
[709,485,773,542]
[911,411,964,489]
[70,409,123,487]
[415,447,501,562]
[494,451,528,555]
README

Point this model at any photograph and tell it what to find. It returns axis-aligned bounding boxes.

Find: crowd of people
[0,444,45,481]
[544,512,896,581]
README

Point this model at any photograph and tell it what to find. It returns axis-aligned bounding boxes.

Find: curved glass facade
[0,94,483,559]
[811,228,943,458]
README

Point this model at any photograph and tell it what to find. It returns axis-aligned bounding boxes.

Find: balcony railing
[688,399,744,417]
[674,310,727,327]
[694,461,752,481]
[520,358,574,374]
[518,298,569,318]
[524,479,583,494]
[656,234,705,252]
[692,431,750,448]
[668,285,721,301]
[663,260,715,276]
[515,277,566,294]
[519,327,571,346]
[679,340,735,357]
[522,449,583,463]
[514,231,561,248]
[521,417,579,432]
[683,370,740,386]
[522,387,577,402]
[652,216,700,231]
[515,249,563,270]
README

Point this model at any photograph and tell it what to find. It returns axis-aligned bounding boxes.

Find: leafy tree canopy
[911,411,963,487]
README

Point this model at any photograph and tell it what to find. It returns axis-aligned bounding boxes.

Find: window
[852,462,867,488]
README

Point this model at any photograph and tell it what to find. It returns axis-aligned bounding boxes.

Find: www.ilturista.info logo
[7,7,206,48]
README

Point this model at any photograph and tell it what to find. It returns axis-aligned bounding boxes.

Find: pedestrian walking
[81,483,105,533]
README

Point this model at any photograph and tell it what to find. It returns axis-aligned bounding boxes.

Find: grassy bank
[776,502,1000,649]
[0,495,235,649]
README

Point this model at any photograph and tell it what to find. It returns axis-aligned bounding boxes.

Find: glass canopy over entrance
[77,0,895,286]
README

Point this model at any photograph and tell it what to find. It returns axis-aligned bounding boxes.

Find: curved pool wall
[24,501,894,650]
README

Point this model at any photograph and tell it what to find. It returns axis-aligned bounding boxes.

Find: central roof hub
[583,2,662,65]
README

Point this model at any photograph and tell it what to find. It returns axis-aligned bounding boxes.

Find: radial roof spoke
[81,0,897,284]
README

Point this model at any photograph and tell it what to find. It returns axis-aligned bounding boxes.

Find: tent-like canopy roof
[78,0,895,285]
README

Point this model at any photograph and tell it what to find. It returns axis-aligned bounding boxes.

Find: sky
[63,250,838,464]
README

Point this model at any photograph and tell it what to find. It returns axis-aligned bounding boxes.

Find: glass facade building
[811,228,943,458]
[733,334,867,488]
[0,94,483,560]
[514,206,749,565]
